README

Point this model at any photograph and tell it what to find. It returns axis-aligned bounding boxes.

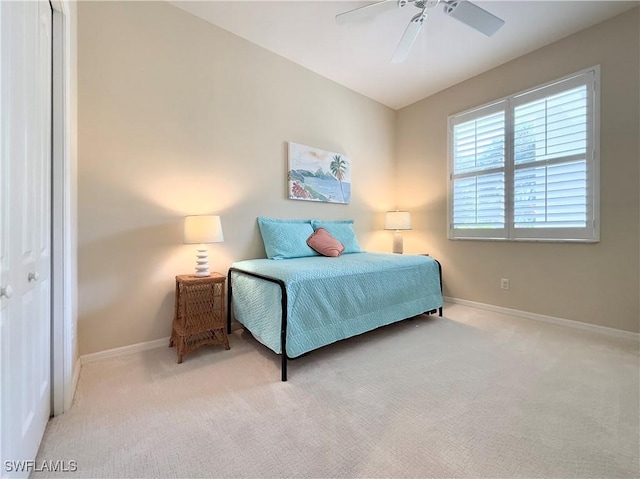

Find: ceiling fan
[336,0,505,63]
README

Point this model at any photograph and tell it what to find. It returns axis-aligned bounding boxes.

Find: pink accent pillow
[307,228,345,257]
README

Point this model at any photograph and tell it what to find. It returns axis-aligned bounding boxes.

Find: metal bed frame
[227,259,443,382]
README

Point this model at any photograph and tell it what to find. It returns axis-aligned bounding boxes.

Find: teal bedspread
[230,253,443,358]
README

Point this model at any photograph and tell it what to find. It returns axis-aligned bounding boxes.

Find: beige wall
[78,3,639,356]
[396,9,640,333]
[77,1,397,355]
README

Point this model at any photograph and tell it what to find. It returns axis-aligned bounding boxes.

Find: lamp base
[194,246,210,277]
[392,231,404,254]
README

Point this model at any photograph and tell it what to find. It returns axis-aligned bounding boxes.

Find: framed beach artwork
[287,142,351,204]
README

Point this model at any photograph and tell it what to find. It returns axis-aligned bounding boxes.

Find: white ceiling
[168,1,637,110]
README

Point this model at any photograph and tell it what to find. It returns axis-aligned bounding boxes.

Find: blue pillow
[311,220,362,254]
[257,217,319,260]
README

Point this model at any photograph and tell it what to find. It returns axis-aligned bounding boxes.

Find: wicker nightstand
[170,273,230,363]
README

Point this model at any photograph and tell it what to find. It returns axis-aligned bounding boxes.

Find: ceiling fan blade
[443,0,504,36]
[336,0,401,25]
[391,13,426,64]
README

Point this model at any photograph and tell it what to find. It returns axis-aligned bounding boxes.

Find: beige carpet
[34,303,639,478]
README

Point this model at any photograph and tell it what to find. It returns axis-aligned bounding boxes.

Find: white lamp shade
[384,211,412,231]
[184,215,224,244]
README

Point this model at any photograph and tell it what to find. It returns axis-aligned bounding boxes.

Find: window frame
[447,66,600,242]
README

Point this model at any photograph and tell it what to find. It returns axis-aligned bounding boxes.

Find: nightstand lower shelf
[170,273,230,363]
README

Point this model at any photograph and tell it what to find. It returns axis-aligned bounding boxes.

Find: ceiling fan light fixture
[336,0,505,63]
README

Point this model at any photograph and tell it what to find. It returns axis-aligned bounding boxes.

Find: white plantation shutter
[453,173,505,229]
[514,160,587,228]
[448,68,599,241]
[453,110,505,174]
[450,102,507,238]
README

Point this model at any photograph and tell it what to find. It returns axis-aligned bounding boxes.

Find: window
[448,68,599,242]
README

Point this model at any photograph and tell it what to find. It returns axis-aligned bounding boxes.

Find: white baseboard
[444,296,639,341]
[80,336,170,365]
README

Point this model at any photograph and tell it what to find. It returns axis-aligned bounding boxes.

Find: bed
[227,251,443,381]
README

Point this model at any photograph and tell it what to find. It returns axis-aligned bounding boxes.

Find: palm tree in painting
[329,155,347,202]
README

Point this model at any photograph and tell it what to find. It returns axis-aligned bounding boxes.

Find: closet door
[0,0,52,475]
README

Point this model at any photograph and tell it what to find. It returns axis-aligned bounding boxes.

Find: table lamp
[384,210,412,254]
[184,215,224,277]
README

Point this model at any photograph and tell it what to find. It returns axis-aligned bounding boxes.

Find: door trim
[51,0,77,416]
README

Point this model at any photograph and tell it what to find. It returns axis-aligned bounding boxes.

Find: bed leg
[280,283,288,382]
[434,259,443,318]
[226,269,232,334]
[282,355,287,382]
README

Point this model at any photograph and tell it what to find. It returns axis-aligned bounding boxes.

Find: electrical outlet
[501,278,509,290]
